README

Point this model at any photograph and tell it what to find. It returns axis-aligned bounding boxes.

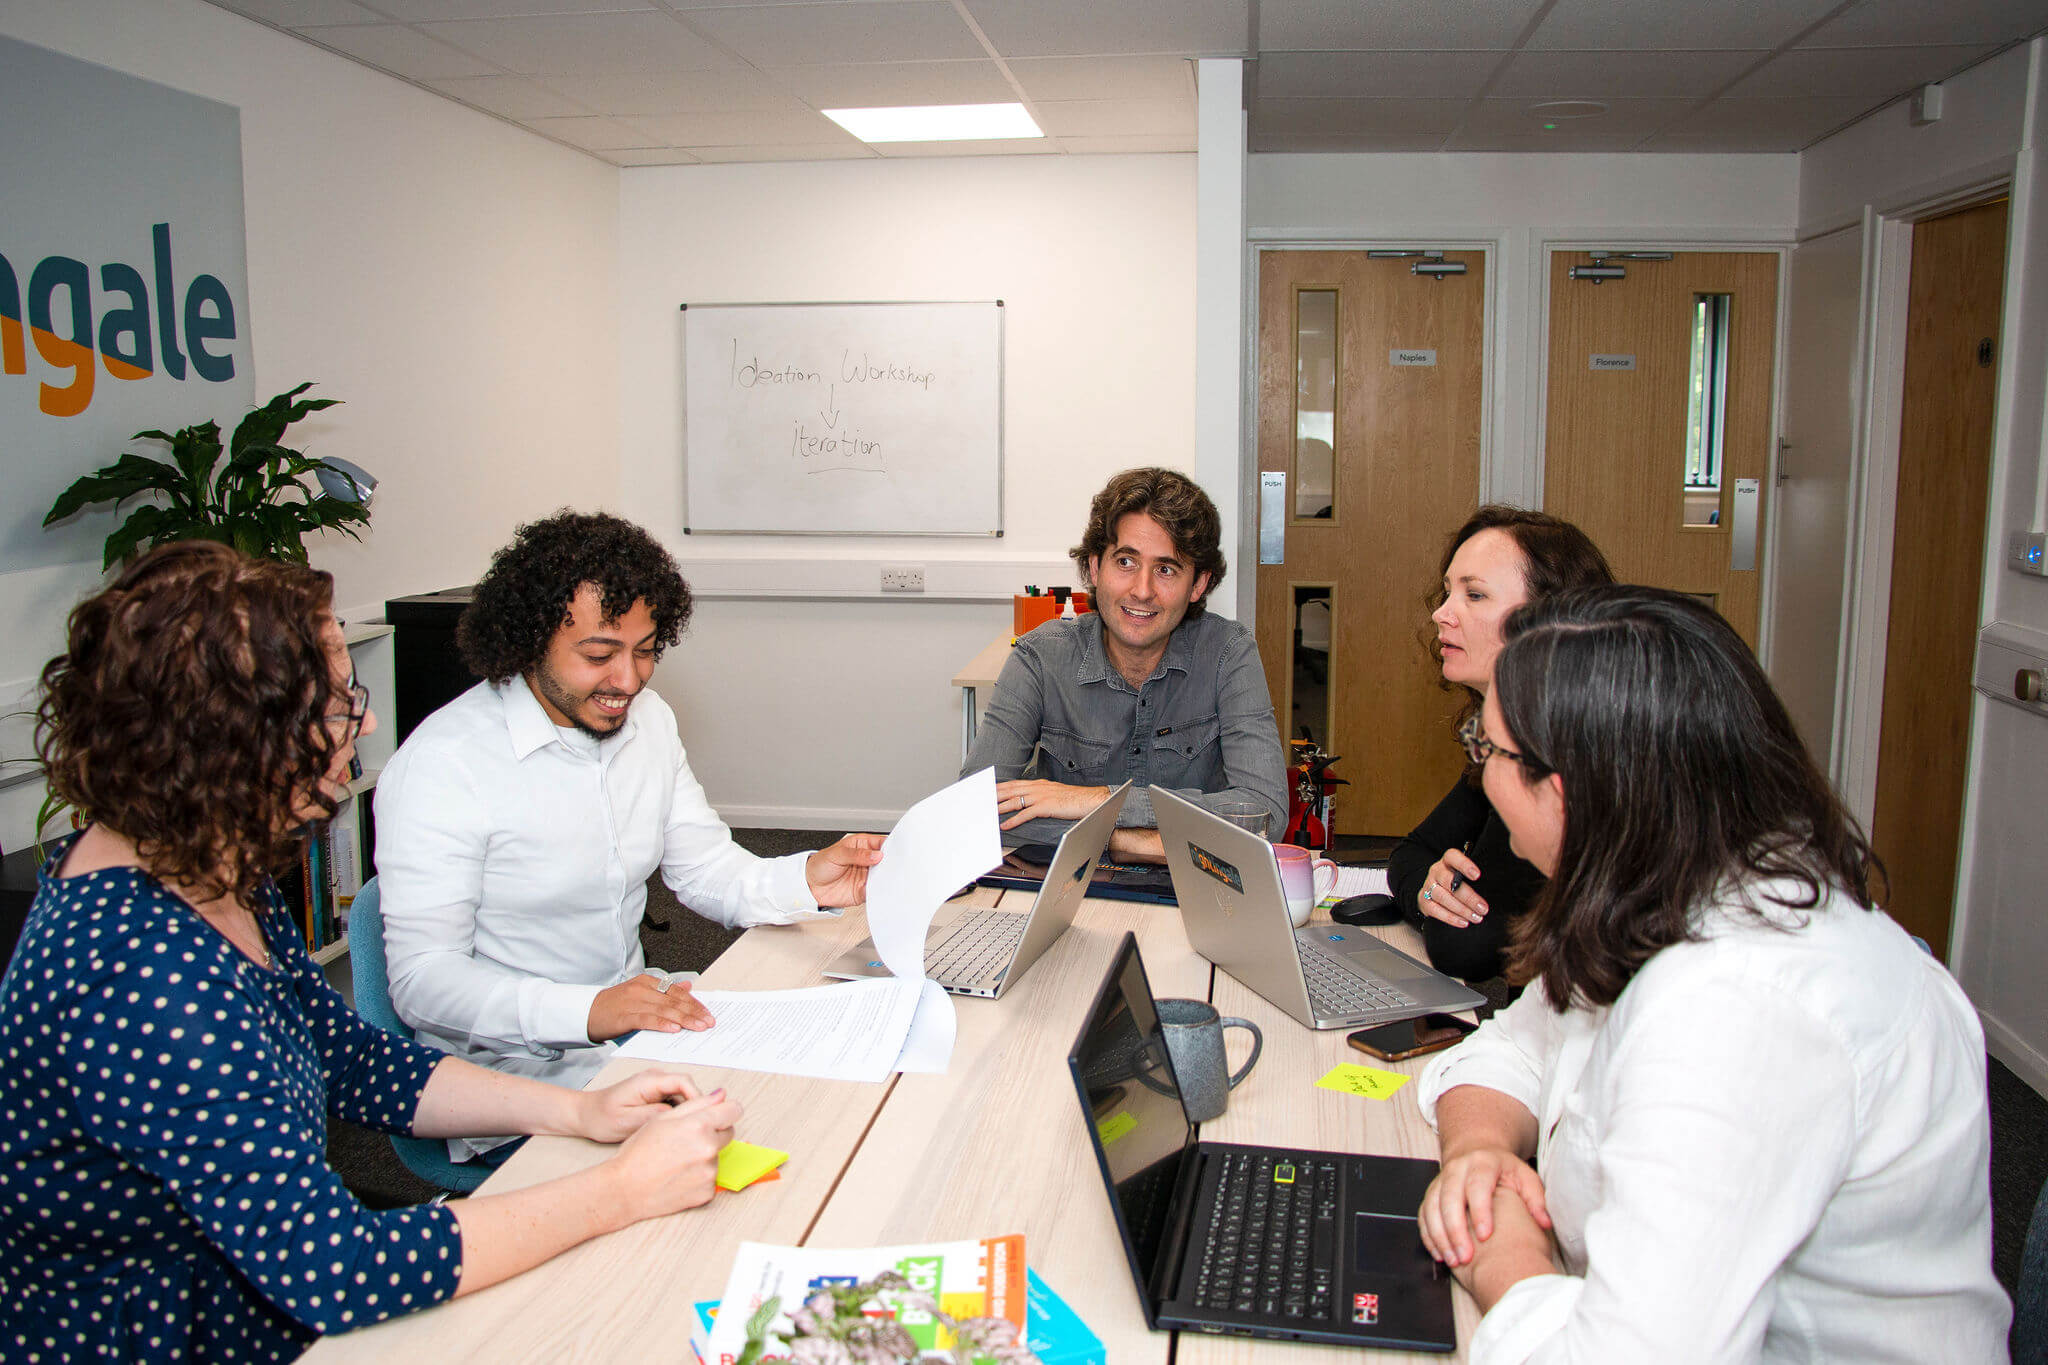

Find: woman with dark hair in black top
[1386,507,1612,982]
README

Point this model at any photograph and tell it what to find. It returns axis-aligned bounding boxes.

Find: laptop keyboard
[925,911,1025,982]
[1191,1151,1340,1320]
[1300,947,1413,1017]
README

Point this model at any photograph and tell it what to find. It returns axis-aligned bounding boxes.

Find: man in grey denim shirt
[962,468,1288,862]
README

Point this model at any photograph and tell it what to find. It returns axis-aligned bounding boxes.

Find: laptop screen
[1067,934,1195,1302]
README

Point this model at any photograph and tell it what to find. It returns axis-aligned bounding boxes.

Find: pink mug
[1274,844,1339,928]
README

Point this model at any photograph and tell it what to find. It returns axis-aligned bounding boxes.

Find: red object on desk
[1012,592,1091,637]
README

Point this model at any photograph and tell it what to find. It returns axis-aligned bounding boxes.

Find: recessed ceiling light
[823,103,1043,144]
[1527,100,1608,124]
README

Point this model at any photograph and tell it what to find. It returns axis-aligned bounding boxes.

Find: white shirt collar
[496,676,640,761]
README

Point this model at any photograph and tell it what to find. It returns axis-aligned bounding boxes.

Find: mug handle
[1312,858,1341,899]
[1220,1017,1264,1088]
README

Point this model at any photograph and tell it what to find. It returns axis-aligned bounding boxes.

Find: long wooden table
[307,892,1473,1361]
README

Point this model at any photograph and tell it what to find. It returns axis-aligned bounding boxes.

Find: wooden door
[1254,250,1484,835]
[1544,251,1779,645]
[1871,199,2009,958]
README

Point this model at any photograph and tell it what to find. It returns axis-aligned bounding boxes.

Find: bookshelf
[302,621,395,968]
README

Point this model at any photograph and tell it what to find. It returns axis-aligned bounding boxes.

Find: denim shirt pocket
[1036,727,1115,783]
[1150,714,1222,788]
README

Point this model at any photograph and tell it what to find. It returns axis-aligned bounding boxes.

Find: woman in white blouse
[1416,585,2009,1364]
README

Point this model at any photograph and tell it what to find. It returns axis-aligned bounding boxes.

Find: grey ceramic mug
[1155,998,1263,1123]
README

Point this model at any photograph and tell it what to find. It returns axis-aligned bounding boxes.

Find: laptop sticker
[1186,841,1243,895]
[1352,1292,1379,1325]
[1096,1111,1137,1146]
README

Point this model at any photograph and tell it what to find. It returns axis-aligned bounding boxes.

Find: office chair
[345,877,489,1194]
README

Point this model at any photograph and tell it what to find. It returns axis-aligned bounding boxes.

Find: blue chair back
[346,878,487,1193]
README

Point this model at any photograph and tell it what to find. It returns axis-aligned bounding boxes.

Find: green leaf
[43,453,186,524]
[229,382,339,460]
[101,504,179,569]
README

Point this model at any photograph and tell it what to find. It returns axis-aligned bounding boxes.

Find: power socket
[2008,532,2048,577]
[880,564,926,593]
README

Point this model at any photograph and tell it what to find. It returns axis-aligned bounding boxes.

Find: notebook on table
[821,783,1129,999]
[1067,932,1456,1351]
[1151,787,1486,1029]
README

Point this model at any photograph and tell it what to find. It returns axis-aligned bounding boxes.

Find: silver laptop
[1152,788,1485,1029]
[822,783,1131,999]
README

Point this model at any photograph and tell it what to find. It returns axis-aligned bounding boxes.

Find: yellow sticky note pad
[716,1139,789,1191]
[1315,1063,1412,1101]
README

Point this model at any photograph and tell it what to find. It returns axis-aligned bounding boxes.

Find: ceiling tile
[1526,0,1845,51]
[1457,95,1695,139]
[423,74,592,117]
[296,22,499,78]
[962,0,1249,58]
[368,0,655,18]
[1005,55,1193,103]
[1490,48,1767,98]
[1802,0,2048,49]
[629,108,861,146]
[1253,97,1471,137]
[542,68,799,115]
[1726,44,1999,99]
[1032,98,1193,137]
[1658,94,1874,148]
[1057,132,1198,152]
[522,114,659,149]
[682,3,983,66]
[1256,0,1545,51]
[608,148,703,166]
[1250,130,1450,151]
[424,12,738,75]
[1442,127,1656,151]
[761,60,1014,107]
[1256,50,1503,100]
[209,0,386,25]
[685,142,879,162]
[1641,127,1825,151]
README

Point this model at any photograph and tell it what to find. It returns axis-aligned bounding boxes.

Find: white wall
[1244,152,1800,512]
[616,154,1197,826]
[0,0,621,852]
[1790,41,2048,1092]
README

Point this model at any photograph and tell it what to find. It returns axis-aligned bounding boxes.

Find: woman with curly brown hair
[0,542,744,1363]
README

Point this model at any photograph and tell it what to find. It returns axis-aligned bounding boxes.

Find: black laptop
[980,843,1177,905]
[1066,933,1457,1352]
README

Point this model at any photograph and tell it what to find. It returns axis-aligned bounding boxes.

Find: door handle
[1260,472,1287,565]
[1730,478,1760,571]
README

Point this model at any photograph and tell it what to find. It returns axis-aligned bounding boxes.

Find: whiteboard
[681,301,1003,535]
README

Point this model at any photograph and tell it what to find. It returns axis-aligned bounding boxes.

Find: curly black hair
[456,511,693,685]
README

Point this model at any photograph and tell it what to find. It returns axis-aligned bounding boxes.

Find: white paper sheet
[613,978,921,1083]
[863,767,1004,981]
[891,979,957,1074]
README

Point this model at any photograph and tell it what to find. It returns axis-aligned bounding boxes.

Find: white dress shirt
[1419,882,2009,1364]
[374,680,832,1153]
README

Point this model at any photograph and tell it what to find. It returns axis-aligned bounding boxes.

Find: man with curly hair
[375,511,882,1161]
[964,467,1286,862]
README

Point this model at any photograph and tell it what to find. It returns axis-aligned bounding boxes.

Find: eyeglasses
[1457,713,1526,767]
[341,672,371,738]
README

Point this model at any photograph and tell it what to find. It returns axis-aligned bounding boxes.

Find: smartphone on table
[1346,1013,1478,1062]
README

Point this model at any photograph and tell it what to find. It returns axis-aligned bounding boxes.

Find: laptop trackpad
[1354,1210,1438,1279]
[1349,946,1437,982]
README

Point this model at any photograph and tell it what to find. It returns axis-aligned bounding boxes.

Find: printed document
[615,978,921,1083]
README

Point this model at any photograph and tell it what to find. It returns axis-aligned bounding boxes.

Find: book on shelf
[695,1235,1029,1365]
[690,1266,1101,1365]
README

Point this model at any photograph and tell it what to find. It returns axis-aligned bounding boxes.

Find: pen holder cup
[1155,998,1263,1123]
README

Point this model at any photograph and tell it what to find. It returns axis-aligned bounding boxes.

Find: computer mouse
[1330,892,1403,926]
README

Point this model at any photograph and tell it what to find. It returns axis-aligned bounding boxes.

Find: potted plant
[43,382,372,568]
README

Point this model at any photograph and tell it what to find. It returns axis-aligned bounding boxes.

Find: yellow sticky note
[1097,1110,1137,1146]
[1315,1062,1412,1102]
[716,1139,789,1191]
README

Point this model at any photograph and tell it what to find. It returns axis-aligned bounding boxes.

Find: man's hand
[995,779,1111,831]
[577,1068,703,1144]
[587,973,714,1042]
[805,832,885,907]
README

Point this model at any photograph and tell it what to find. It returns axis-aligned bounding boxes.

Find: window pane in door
[1295,289,1338,520]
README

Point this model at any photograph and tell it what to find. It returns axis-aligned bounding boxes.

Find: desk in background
[305,893,1472,1362]
[951,636,1015,761]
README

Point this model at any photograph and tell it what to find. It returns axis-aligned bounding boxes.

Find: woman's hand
[1418,1144,1552,1268]
[600,1085,742,1221]
[1416,847,1488,928]
[576,1068,706,1145]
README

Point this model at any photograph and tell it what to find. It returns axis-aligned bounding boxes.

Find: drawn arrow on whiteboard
[821,386,841,428]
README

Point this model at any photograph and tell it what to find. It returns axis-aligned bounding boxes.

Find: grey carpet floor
[328,831,2048,1319]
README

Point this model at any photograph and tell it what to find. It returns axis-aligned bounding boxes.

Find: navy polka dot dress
[0,835,463,1362]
